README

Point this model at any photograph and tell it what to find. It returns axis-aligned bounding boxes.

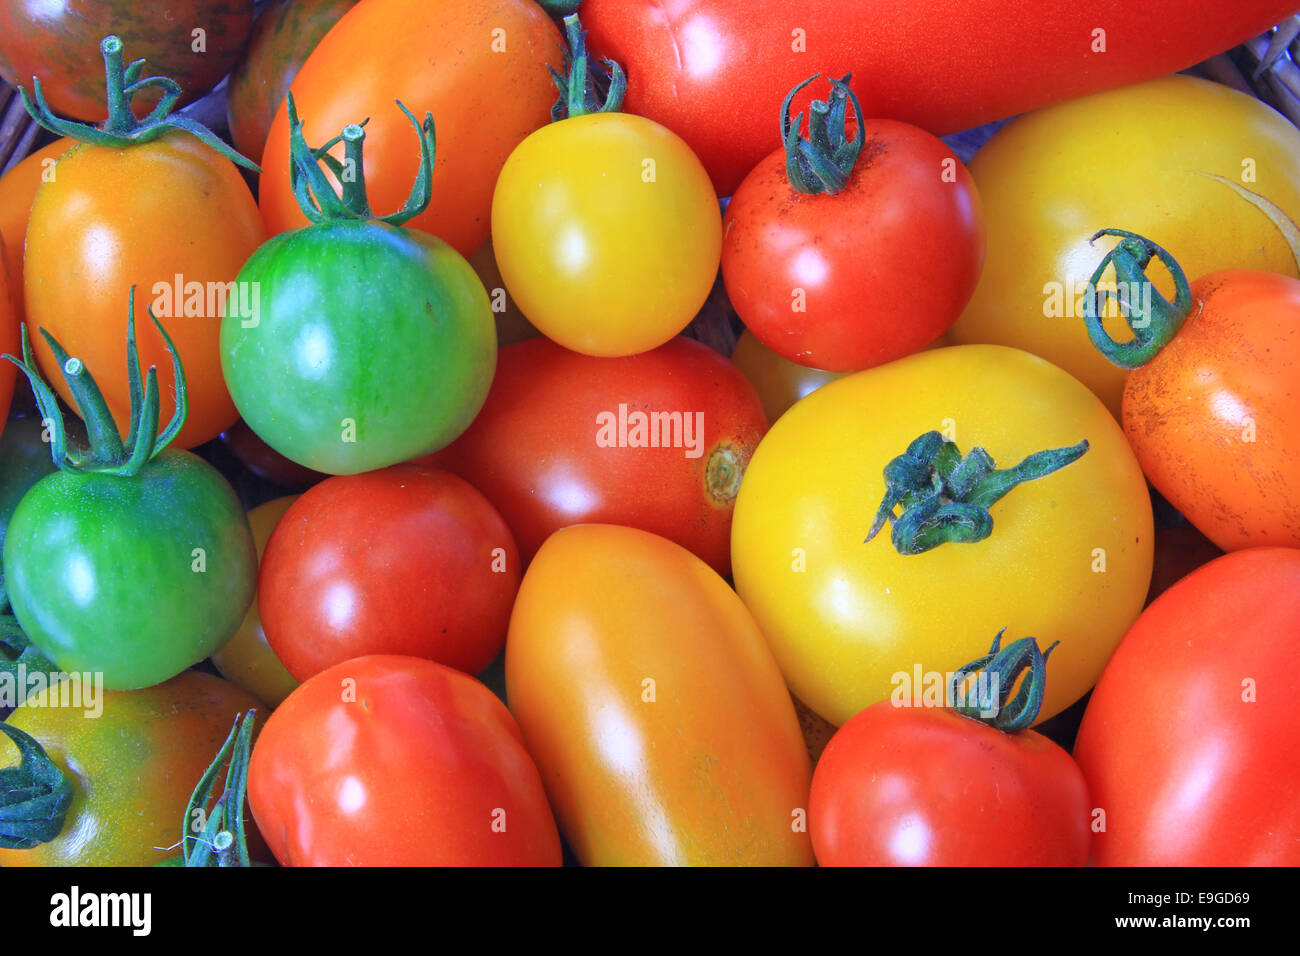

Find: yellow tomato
[506,524,814,866]
[950,75,1300,416]
[211,496,300,707]
[732,345,1153,728]
[730,329,846,423]
[491,113,721,357]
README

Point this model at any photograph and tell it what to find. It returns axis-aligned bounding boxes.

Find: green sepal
[0,721,73,850]
[179,710,256,867]
[549,13,626,120]
[949,631,1060,732]
[781,74,866,195]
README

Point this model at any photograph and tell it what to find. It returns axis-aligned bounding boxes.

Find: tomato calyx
[163,710,259,867]
[950,630,1060,732]
[1083,228,1195,370]
[864,430,1089,555]
[0,721,73,850]
[18,34,258,172]
[781,74,865,195]
[548,13,626,121]
[1,287,187,477]
[286,91,436,227]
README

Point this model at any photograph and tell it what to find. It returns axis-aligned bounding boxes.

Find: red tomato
[722,93,983,371]
[247,655,562,866]
[1073,547,1300,865]
[433,336,767,576]
[258,464,520,680]
[810,701,1090,866]
[583,0,1296,196]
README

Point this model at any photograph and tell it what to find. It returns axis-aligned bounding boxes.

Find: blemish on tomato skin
[704,441,748,506]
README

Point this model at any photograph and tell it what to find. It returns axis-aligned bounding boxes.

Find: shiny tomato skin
[1123,270,1300,551]
[1074,547,1300,866]
[24,134,265,449]
[434,336,766,576]
[247,654,562,866]
[722,122,983,372]
[211,496,301,708]
[0,672,264,868]
[506,524,814,866]
[259,464,520,681]
[0,1,253,121]
[0,138,73,325]
[491,112,722,357]
[810,702,1090,866]
[259,0,560,256]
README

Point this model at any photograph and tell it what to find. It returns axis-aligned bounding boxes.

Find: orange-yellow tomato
[0,138,74,322]
[24,133,264,449]
[211,496,301,707]
[0,672,263,867]
[506,524,814,866]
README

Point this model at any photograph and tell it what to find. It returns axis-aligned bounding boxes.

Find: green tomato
[0,416,60,563]
[220,219,496,476]
[3,449,256,690]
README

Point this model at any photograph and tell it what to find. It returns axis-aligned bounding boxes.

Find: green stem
[782,74,866,195]
[949,631,1059,732]
[549,13,626,120]
[284,92,435,227]
[1083,228,1195,369]
[864,431,1089,555]
[0,722,73,849]
[176,710,257,867]
[19,35,258,171]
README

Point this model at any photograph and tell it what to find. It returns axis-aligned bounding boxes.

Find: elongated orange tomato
[506,524,814,866]
[0,137,74,323]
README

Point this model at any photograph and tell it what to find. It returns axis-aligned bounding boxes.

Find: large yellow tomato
[506,524,814,866]
[732,345,1152,728]
[491,113,721,357]
[950,76,1300,416]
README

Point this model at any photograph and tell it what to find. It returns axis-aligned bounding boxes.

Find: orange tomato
[0,236,17,427]
[1123,269,1300,551]
[0,138,74,323]
[258,0,560,256]
[506,524,815,866]
[23,133,264,449]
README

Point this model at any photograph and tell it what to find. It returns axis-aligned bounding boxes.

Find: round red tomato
[433,336,767,576]
[247,655,561,866]
[722,78,983,372]
[1073,547,1300,865]
[810,699,1090,866]
[258,464,520,680]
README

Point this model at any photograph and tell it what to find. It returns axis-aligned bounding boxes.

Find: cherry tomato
[211,496,301,708]
[507,524,814,866]
[0,671,264,867]
[259,464,520,681]
[729,330,846,425]
[434,336,766,576]
[732,345,1153,727]
[1074,547,1300,865]
[247,654,562,866]
[259,0,560,256]
[722,77,983,371]
[811,699,1090,866]
[0,137,73,325]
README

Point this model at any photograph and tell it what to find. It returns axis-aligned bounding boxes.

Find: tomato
[260,464,519,681]
[1109,261,1299,551]
[217,420,325,490]
[0,138,73,325]
[24,47,265,449]
[211,496,300,708]
[0,242,16,430]
[732,345,1153,727]
[224,103,496,475]
[722,76,983,371]
[1074,548,1300,865]
[0,671,264,867]
[506,524,814,866]
[492,105,721,355]
[0,1,252,121]
[259,0,560,256]
[810,698,1090,866]
[466,240,540,348]
[949,76,1300,416]
[248,654,561,866]
[434,336,766,576]
[0,414,62,560]
[4,306,257,691]
[583,0,1297,196]
[225,0,360,161]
